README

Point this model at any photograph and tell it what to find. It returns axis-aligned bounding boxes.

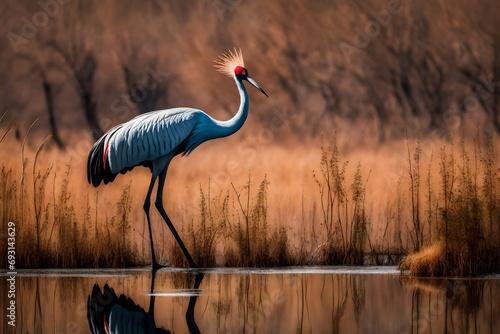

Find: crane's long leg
[155,167,198,268]
[144,172,161,270]
[148,267,157,315]
[186,272,204,334]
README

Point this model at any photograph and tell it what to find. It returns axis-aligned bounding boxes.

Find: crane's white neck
[213,76,249,138]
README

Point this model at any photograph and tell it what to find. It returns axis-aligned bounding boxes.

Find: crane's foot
[187,258,199,269]
[152,260,164,272]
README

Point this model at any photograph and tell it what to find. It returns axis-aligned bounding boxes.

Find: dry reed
[1,130,498,272]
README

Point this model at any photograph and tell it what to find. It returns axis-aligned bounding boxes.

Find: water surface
[1,267,499,333]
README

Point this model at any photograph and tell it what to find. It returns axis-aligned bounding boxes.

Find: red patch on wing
[104,313,110,333]
[103,141,109,169]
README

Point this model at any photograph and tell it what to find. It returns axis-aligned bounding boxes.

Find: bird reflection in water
[87,271,204,334]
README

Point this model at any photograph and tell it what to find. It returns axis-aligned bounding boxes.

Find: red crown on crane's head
[214,48,246,77]
[214,48,268,97]
[234,66,248,77]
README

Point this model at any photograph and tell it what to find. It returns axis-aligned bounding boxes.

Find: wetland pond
[1,267,499,333]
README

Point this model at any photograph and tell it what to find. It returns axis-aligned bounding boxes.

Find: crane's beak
[246,76,269,98]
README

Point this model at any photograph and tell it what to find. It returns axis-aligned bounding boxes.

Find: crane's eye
[241,70,247,76]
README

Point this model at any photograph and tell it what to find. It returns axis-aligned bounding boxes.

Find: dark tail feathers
[87,135,117,187]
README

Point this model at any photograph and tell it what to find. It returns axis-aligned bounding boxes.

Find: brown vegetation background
[1,0,500,144]
[1,0,499,269]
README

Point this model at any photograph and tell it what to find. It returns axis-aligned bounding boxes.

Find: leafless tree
[44,1,102,140]
[120,36,168,114]
[340,1,452,138]
[39,68,64,149]
[122,65,167,114]
[17,51,65,149]
[47,42,101,140]
[455,2,500,133]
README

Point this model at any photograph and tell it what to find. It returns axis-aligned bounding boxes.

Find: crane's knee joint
[154,200,163,211]
[143,199,151,212]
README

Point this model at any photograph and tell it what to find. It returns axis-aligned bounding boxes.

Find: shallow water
[1,266,499,333]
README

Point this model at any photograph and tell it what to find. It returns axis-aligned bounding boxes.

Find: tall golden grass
[400,133,500,276]
[0,128,499,272]
[0,126,141,268]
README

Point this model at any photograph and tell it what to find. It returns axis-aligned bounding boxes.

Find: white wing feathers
[106,108,198,174]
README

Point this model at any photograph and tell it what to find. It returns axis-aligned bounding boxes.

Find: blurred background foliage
[1,0,500,148]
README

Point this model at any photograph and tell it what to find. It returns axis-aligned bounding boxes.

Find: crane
[87,283,171,334]
[87,49,268,269]
[87,271,204,333]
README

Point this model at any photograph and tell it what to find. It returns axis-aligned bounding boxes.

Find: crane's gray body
[87,75,251,188]
[106,108,203,174]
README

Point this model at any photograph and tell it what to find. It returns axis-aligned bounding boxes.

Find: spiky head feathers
[214,48,247,77]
